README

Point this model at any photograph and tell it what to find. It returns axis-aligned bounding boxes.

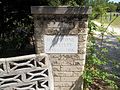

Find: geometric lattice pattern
[0,54,53,90]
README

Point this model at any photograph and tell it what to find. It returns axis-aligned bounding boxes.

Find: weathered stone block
[37,47,44,53]
[78,54,86,60]
[74,60,84,66]
[61,66,82,72]
[61,87,70,90]
[73,72,83,77]
[54,77,61,82]
[54,72,73,77]
[45,27,78,35]
[78,48,86,54]
[78,28,88,34]
[79,21,88,28]
[53,66,61,71]
[52,58,74,66]
[55,82,73,87]
[60,59,74,65]
[54,87,61,90]
[61,77,79,82]
[78,34,88,42]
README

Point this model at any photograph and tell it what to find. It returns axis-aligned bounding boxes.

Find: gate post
[31,6,92,90]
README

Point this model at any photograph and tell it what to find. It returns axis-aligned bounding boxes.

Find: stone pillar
[31,6,92,90]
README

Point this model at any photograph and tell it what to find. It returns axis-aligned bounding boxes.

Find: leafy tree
[87,0,109,19]
[108,2,117,12]
[0,0,85,57]
[48,0,85,6]
[83,0,119,89]
[116,2,120,12]
[83,19,119,89]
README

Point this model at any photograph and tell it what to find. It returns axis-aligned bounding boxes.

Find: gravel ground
[93,21,120,76]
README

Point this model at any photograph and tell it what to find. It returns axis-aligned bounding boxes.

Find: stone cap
[31,6,92,15]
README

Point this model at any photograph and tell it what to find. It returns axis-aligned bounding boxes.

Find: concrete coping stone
[31,6,92,15]
[0,53,48,62]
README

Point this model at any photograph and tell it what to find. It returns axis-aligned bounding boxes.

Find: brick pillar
[31,6,92,90]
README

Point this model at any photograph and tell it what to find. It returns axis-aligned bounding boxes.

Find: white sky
[109,0,120,3]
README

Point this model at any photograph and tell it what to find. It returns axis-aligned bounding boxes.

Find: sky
[109,0,120,3]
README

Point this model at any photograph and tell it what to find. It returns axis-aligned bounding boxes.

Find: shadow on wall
[31,6,91,15]
[50,19,76,48]
[70,76,83,90]
[37,6,90,47]
[32,6,91,51]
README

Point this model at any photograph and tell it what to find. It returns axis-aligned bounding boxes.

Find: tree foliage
[83,0,119,89]
[108,2,117,12]
[87,0,117,19]
[83,20,119,89]
[0,0,86,57]
[116,2,120,12]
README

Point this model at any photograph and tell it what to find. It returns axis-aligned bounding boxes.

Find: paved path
[93,21,120,35]
[92,21,120,76]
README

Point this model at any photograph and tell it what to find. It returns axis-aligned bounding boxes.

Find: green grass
[111,16,120,28]
[95,12,120,28]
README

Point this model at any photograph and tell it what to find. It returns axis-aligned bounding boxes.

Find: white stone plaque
[44,35,78,53]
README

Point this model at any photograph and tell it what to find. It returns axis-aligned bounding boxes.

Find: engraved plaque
[44,35,78,53]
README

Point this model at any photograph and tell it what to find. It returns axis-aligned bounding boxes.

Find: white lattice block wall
[0,54,54,90]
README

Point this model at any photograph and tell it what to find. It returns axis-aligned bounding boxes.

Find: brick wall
[31,6,92,90]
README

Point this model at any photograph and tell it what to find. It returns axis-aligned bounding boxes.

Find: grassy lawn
[111,16,120,28]
[95,12,120,28]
